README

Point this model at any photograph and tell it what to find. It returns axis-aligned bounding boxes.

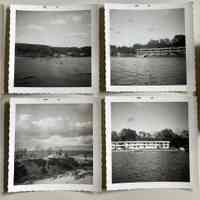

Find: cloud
[80,135,93,144]
[75,121,92,129]
[26,24,44,31]
[50,19,66,25]
[37,135,93,149]
[26,116,92,139]
[31,117,65,131]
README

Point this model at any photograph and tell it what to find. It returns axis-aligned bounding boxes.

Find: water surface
[15,56,91,87]
[111,57,186,86]
[112,151,189,183]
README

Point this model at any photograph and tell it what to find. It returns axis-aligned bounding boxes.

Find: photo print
[9,5,98,93]
[105,95,197,190]
[105,3,195,92]
[8,97,101,192]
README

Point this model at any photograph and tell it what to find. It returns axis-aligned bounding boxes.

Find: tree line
[15,43,91,58]
[112,128,189,149]
[111,34,185,56]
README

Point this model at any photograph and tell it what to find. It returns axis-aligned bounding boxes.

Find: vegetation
[15,43,91,58]
[111,34,185,56]
[14,150,93,185]
[112,128,189,149]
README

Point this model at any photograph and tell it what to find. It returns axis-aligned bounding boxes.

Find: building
[136,47,185,57]
[112,141,170,151]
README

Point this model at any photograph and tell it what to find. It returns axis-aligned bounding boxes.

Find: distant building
[112,141,170,151]
[136,47,185,57]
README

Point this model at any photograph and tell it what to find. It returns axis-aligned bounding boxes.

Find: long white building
[112,141,170,151]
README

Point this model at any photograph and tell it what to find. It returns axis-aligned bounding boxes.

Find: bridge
[112,141,170,152]
[136,46,185,57]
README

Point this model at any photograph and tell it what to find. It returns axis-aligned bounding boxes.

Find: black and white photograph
[9,5,98,93]
[8,97,101,192]
[105,4,195,92]
[105,96,196,190]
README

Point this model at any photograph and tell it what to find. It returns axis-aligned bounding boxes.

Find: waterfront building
[112,141,170,151]
[136,47,185,57]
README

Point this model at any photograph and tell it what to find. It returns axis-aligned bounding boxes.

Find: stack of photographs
[7,2,197,193]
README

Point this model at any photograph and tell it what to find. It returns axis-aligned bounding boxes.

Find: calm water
[112,151,189,183]
[15,56,91,87]
[111,57,186,85]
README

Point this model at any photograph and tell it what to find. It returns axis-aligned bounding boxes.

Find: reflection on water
[14,56,91,87]
[112,151,189,183]
[111,57,186,86]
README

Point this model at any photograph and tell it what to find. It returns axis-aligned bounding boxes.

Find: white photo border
[105,94,197,191]
[9,4,99,94]
[105,3,195,92]
[8,96,101,192]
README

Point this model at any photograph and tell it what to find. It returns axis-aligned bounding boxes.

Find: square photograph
[8,97,101,192]
[105,95,196,190]
[105,3,194,92]
[9,5,98,93]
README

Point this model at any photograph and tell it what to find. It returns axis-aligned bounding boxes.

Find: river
[111,57,186,86]
[112,151,189,183]
[14,56,91,87]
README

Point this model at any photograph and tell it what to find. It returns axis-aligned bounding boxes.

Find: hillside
[15,43,91,58]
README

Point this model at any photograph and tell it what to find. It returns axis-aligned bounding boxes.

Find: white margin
[8,4,99,94]
[104,2,195,93]
[8,96,101,192]
[105,94,197,191]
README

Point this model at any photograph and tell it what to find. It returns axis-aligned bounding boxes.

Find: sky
[111,102,188,134]
[16,10,91,47]
[110,8,185,47]
[15,104,93,151]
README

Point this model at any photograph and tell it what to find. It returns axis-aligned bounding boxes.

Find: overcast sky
[111,102,188,134]
[15,104,93,151]
[16,10,91,47]
[110,8,185,47]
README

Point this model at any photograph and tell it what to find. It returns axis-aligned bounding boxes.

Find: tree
[64,152,68,159]
[112,131,119,141]
[171,35,185,47]
[119,128,137,141]
[155,129,189,148]
[110,45,118,56]
[180,130,189,138]
[147,39,160,48]
[133,43,143,49]
[159,38,171,47]
[155,129,176,141]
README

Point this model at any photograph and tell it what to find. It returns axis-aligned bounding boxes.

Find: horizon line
[15,42,91,49]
